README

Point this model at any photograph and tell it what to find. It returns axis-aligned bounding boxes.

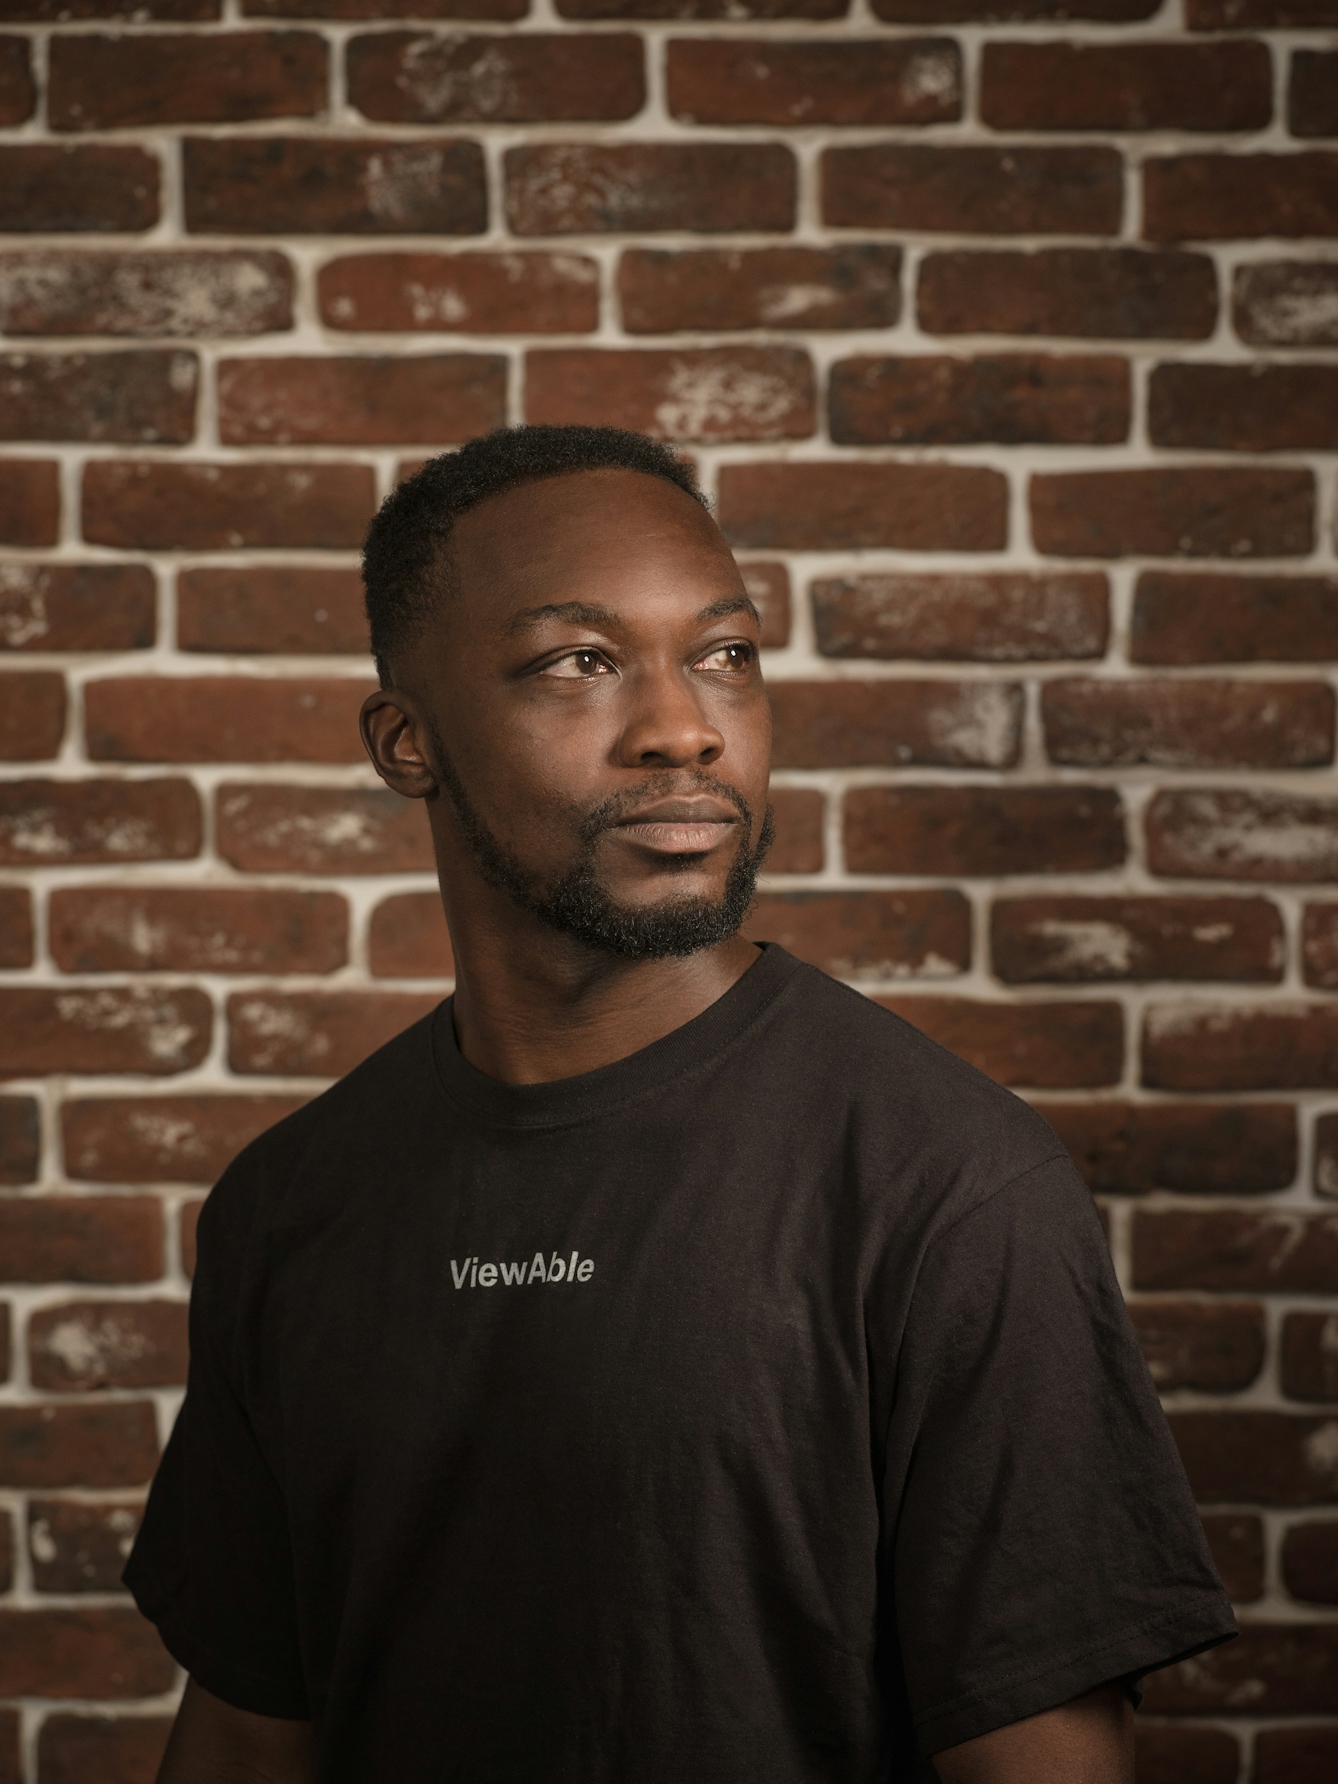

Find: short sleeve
[881,1153,1236,1758]
[123,1183,309,1719]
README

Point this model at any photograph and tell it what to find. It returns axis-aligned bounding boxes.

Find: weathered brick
[1282,1312,1338,1403]
[180,1198,203,1279]
[771,680,1021,770]
[36,1713,172,1784]
[0,146,158,233]
[319,250,599,333]
[0,248,293,337]
[49,30,327,131]
[1145,153,1338,241]
[829,353,1129,446]
[993,895,1282,984]
[878,997,1122,1088]
[1319,1112,1338,1199]
[0,987,211,1079]
[1143,1002,1338,1092]
[619,246,901,334]
[2,0,218,19]
[1132,571,1338,666]
[739,563,790,648]
[1147,788,1338,884]
[1131,1725,1238,1784]
[745,890,969,980]
[349,31,642,122]
[981,41,1271,133]
[1304,904,1338,990]
[86,676,373,765]
[561,0,844,12]
[1151,362,1338,452]
[822,144,1123,235]
[845,785,1125,877]
[49,886,348,976]
[218,353,505,445]
[1031,467,1315,558]
[0,1098,38,1185]
[1127,1298,1264,1392]
[1234,261,1338,346]
[506,143,796,235]
[0,672,65,761]
[1133,1208,1338,1293]
[0,349,197,445]
[185,136,486,235]
[1036,1100,1296,1197]
[1254,1727,1338,1784]
[228,990,439,1077]
[83,460,375,550]
[526,347,814,442]
[718,462,1008,552]
[1291,50,1338,140]
[368,893,453,979]
[1282,1521,1338,1606]
[0,1198,161,1284]
[29,1300,187,1394]
[917,247,1215,340]
[667,38,959,126]
[1171,1413,1338,1507]
[1189,0,1338,19]
[0,779,201,867]
[0,888,31,969]
[216,783,432,875]
[1201,1514,1264,1604]
[0,565,154,655]
[812,572,1106,663]
[248,0,522,11]
[0,34,33,125]
[0,1404,158,1489]
[178,566,366,655]
[0,459,59,546]
[62,1093,305,1185]
[1144,1622,1338,1711]
[0,1607,171,1697]
[28,1499,143,1594]
[1043,677,1333,770]
[767,787,824,874]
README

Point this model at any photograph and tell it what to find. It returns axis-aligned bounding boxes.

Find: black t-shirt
[127,945,1234,1781]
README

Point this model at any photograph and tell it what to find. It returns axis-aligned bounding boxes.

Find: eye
[541,649,613,680]
[693,642,754,673]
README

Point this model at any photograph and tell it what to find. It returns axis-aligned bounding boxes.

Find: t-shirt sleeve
[123,1179,310,1720]
[880,1151,1236,1759]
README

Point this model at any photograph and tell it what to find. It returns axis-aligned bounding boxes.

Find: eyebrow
[504,595,760,635]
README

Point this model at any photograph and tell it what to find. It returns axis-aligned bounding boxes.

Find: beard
[428,723,772,961]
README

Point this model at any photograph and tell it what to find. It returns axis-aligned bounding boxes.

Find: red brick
[0,1713,18,1784]
[62,1093,305,1185]
[1234,261,1338,346]
[845,785,1125,877]
[0,248,293,337]
[178,566,365,655]
[248,0,522,11]
[0,1607,171,1697]
[745,890,969,980]
[1127,1298,1264,1393]
[216,782,431,874]
[0,778,201,867]
[1171,1412,1338,1506]
[0,672,65,761]
[1282,1521,1338,1604]
[0,888,31,968]
[0,348,197,445]
[0,1313,9,1385]
[1318,1111,1338,1199]
[619,246,901,334]
[0,1098,39,1185]
[1254,1727,1338,1784]
[1304,904,1338,989]
[0,565,154,655]
[739,563,790,648]
[0,34,33,125]
[822,144,1123,235]
[228,989,439,1076]
[1132,571,1338,666]
[526,347,814,442]
[505,143,796,235]
[0,1403,158,1489]
[1147,788,1338,884]
[0,1197,162,1284]
[1144,1622,1338,1710]
[49,30,327,131]
[878,997,1123,1088]
[185,136,486,236]
[1151,362,1338,452]
[0,459,58,546]
[3,0,217,16]
[319,250,598,333]
[1291,50,1338,140]
[86,676,374,765]
[29,1300,187,1394]
[718,462,1008,552]
[875,0,1158,13]
[1133,1208,1338,1293]
[993,894,1282,984]
[0,146,158,233]
[771,680,1022,770]
[36,1713,171,1784]
[179,1198,202,1278]
[667,38,958,126]
[349,31,642,122]
[1143,1001,1338,1092]
[0,987,211,1079]
[1145,153,1338,241]
[1131,1726,1238,1784]
[1201,1514,1264,1603]
[768,787,824,874]
[83,460,374,551]
[1282,1312,1338,1402]
[368,892,453,979]
[830,353,1129,447]
[1189,0,1337,18]
[981,41,1271,133]
[1043,677,1333,770]
[1037,1100,1296,1197]
[49,886,348,976]
[812,572,1107,663]
[561,0,843,12]
[218,353,504,446]
[917,247,1215,340]
[1031,467,1315,558]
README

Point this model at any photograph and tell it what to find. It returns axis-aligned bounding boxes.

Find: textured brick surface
[812,572,1107,662]
[823,145,1123,234]
[348,31,643,122]
[845,785,1126,877]
[218,353,506,446]
[1041,677,1334,770]
[1031,468,1315,559]
[667,38,960,126]
[979,41,1271,133]
[619,247,902,334]
[828,353,1130,447]
[320,251,599,333]
[506,143,796,235]
[178,567,366,655]
[1234,261,1338,346]
[48,30,328,130]
[917,247,1216,340]
[0,249,293,337]
[526,347,815,442]
[0,350,197,445]
[718,461,1008,551]
[992,896,1283,983]
[1144,154,1338,241]
[1131,573,1338,665]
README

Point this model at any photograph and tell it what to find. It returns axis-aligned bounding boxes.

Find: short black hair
[362,424,707,682]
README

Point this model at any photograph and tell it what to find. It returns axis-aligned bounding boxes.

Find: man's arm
[156,1678,318,1784]
[933,1683,1132,1784]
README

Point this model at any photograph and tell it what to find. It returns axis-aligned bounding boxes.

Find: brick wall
[0,0,1336,1777]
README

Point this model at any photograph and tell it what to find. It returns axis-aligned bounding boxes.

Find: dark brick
[178,566,365,655]
[0,459,59,546]
[1304,904,1338,989]
[0,248,293,337]
[0,1403,158,1489]
[813,572,1107,662]
[718,461,1008,551]
[1147,788,1338,884]
[526,347,815,441]
[917,247,1216,340]
[619,246,900,334]
[85,677,373,765]
[1291,50,1338,140]
[1127,1298,1264,1392]
[0,987,211,1079]
[878,997,1123,1088]
[845,784,1125,877]
[248,0,523,11]
[49,886,347,976]
[218,353,505,445]
[36,1713,171,1784]
[319,250,599,333]
[0,778,201,867]
[1132,571,1338,665]
[0,1607,171,1697]
[1042,677,1333,770]
[0,1098,38,1185]
[1282,1312,1338,1403]
[1035,1100,1296,1197]
[1254,1727,1338,1784]
[29,1300,187,1393]
[348,31,643,122]
[1,0,217,17]
[560,0,844,12]
[1189,0,1338,19]
[0,34,33,125]
[768,787,824,873]
[1282,1521,1338,1606]
[227,990,439,1077]
[1133,1207,1338,1294]
[0,349,197,445]
[0,672,65,761]
[667,38,959,126]
[49,30,327,130]
[771,680,1022,770]
[216,782,432,874]
[1200,1514,1264,1603]
[1145,153,1338,241]
[506,143,796,235]
[1319,1111,1338,1199]
[180,1200,202,1279]
[1234,261,1338,346]
[1143,1001,1338,1091]
[980,41,1271,133]
[1131,1725,1238,1784]
[0,1197,162,1284]
[1151,362,1338,452]
[368,893,453,979]
[744,890,969,980]
[823,144,1123,235]
[1170,1413,1338,1507]
[0,146,158,233]
[993,895,1283,983]
[0,565,154,654]
[829,352,1129,446]
[1144,1622,1338,1711]
[1031,467,1315,558]
[0,888,31,968]
[62,1093,305,1185]
[83,460,374,550]
[29,1499,143,1593]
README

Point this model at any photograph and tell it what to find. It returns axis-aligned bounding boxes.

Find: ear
[360,688,437,800]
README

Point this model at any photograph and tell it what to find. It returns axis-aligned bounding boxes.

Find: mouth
[611,798,741,856]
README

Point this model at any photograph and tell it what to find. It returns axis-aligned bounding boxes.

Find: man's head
[360,426,773,965]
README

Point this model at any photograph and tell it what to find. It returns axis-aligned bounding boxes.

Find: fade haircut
[362,424,708,683]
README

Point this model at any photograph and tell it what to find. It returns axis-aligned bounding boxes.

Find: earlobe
[360,689,437,800]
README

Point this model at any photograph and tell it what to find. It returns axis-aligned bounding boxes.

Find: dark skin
[157,469,1133,1784]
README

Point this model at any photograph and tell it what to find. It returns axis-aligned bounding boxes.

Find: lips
[612,797,740,855]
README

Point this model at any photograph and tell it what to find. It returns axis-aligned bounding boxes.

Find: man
[128,425,1234,1784]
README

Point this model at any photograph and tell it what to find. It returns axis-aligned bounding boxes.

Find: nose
[615,662,725,768]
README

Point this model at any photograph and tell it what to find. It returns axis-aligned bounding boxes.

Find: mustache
[575,774,755,845]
